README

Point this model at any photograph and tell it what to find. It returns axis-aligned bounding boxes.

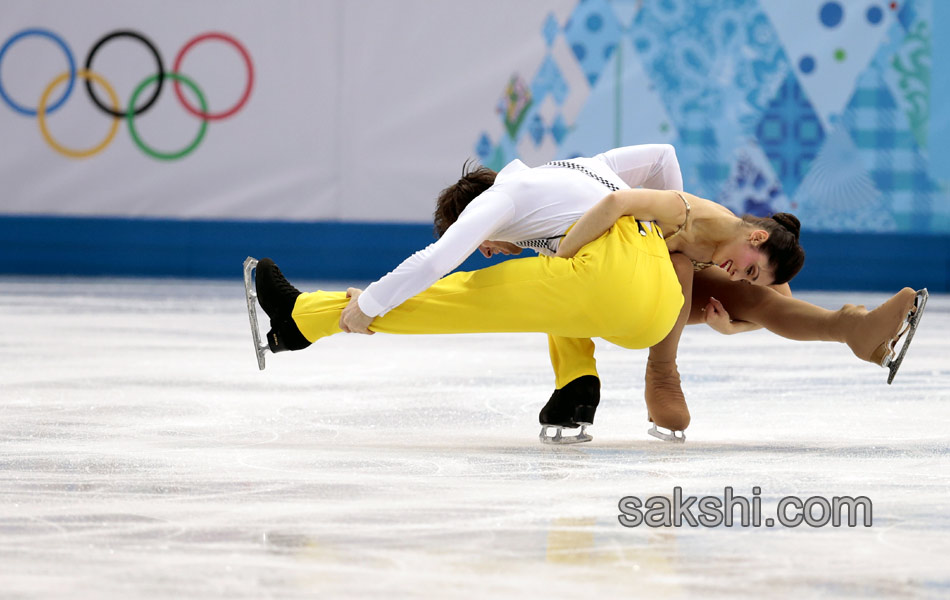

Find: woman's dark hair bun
[741,211,804,285]
[771,212,801,240]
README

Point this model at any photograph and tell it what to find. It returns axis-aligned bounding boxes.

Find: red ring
[172,32,253,120]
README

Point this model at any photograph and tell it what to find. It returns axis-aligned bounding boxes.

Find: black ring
[84,30,164,118]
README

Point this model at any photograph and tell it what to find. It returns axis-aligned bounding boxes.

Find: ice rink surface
[1,276,948,599]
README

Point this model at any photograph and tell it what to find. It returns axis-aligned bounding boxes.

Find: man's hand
[339,288,375,334]
[702,296,761,335]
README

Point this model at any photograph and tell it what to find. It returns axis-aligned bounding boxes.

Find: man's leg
[548,335,598,390]
[539,336,600,431]
[288,217,683,347]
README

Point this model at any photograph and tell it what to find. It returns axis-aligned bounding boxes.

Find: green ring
[126,72,208,161]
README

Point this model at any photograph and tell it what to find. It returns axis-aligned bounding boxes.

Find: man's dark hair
[433,159,498,237]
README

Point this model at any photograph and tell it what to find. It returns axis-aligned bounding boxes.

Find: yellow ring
[37,69,120,159]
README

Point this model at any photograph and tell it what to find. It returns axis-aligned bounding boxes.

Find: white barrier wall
[0,0,575,222]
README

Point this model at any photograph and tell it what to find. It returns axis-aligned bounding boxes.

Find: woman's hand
[702,296,761,335]
[339,288,375,334]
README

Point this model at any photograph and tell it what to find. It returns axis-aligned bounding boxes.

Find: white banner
[0,0,575,222]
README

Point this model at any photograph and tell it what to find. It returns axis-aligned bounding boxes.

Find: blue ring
[0,28,76,116]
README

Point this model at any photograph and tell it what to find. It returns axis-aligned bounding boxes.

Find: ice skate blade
[885,288,928,385]
[539,424,592,445]
[243,257,269,371]
[648,424,686,443]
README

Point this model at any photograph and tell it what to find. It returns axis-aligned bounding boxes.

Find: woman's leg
[641,264,919,438]
[689,268,918,364]
[643,252,695,433]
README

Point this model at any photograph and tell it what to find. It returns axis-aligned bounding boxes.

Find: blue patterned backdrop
[475,0,948,234]
[1,0,946,288]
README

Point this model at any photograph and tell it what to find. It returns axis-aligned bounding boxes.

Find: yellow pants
[548,335,599,389]
[292,217,683,357]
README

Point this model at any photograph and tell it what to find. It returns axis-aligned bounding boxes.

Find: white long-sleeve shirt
[358,144,684,317]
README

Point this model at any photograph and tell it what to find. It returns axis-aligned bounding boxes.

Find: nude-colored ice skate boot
[645,359,690,442]
[834,288,918,366]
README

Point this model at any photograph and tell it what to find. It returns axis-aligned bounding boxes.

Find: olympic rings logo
[0,28,253,160]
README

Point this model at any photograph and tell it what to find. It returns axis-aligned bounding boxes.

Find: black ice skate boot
[538,375,600,445]
[255,258,311,353]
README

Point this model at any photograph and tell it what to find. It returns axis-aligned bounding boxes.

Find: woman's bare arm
[554,189,685,258]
